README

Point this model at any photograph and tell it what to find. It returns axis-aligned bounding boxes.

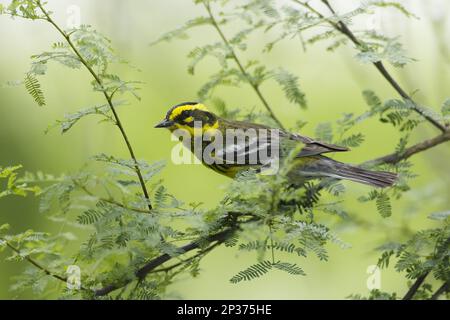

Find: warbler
[155,102,397,188]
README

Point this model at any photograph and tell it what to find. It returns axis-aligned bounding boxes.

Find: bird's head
[155,102,219,135]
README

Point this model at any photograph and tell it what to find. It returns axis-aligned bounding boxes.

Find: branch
[402,272,430,300]
[148,241,221,274]
[94,225,238,296]
[431,282,449,300]
[293,0,447,133]
[36,1,153,211]
[94,125,450,297]
[365,130,450,166]
[203,1,285,130]
[0,237,69,286]
[8,1,450,300]
[73,179,151,214]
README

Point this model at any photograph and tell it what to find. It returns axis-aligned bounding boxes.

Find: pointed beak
[154,119,174,128]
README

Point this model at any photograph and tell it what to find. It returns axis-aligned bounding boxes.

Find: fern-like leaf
[273,261,306,275]
[24,73,45,106]
[315,123,333,143]
[272,68,307,109]
[77,209,104,225]
[339,133,365,148]
[230,260,273,284]
[376,192,392,218]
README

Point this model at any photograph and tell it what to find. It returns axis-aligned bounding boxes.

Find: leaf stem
[36,1,153,211]
[73,179,151,214]
[293,0,447,133]
[268,225,276,264]
[203,1,285,130]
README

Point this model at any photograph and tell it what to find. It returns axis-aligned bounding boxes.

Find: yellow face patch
[168,103,208,121]
[171,120,219,137]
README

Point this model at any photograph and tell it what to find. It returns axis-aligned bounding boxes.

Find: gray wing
[214,134,272,166]
[210,130,350,165]
[288,133,350,157]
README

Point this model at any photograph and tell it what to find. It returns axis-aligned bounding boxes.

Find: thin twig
[203,1,285,130]
[149,241,221,274]
[293,0,447,133]
[95,225,238,296]
[73,179,151,214]
[268,225,276,264]
[365,130,450,166]
[0,237,68,284]
[36,1,153,212]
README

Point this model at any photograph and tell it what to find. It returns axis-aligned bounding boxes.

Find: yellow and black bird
[155,102,397,188]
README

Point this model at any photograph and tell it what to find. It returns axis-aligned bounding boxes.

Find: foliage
[378,212,449,283]
[0,0,448,301]
[24,73,45,106]
[152,0,308,123]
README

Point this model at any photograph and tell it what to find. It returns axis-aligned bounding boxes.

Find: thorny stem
[293,0,447,133]
[203,1,285,130]
[36,1,153,212]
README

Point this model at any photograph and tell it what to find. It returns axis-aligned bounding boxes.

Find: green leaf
[230,260,273,284]
[441,99,450,116]
[356,40,414,68]
[24,73,45,106]
[187,43,227,75]
[395,135,409,154]
[384,99,410,110]
[77,208,105,225]
[362,90,383,112]
[273,261,306,275]
[376,192,392,218]
[197,68,241,100]
[339,133,365,148]
[377,250,394,269]
[272,68,307,109]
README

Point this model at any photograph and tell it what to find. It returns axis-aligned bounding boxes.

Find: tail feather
[299,158,398,188]
[331,164,397,188]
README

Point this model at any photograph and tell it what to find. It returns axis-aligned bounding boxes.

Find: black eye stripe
[173,110,193,123]
[172,109,217,126]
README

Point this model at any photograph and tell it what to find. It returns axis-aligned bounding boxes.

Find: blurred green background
[0,0,449,299]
